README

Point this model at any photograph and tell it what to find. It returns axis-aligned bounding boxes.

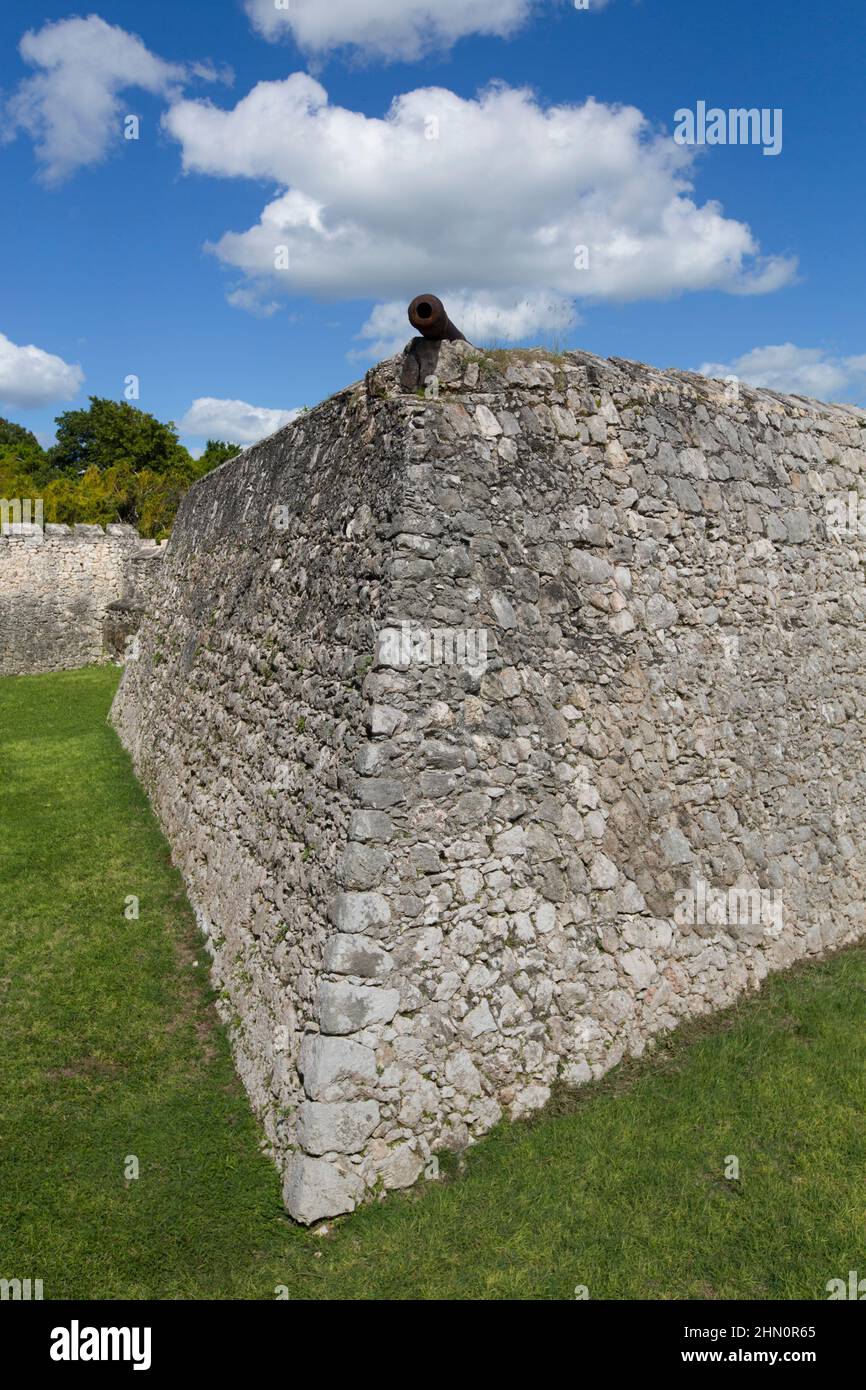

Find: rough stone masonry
[0,523,165,676]
[110,340,866,1223]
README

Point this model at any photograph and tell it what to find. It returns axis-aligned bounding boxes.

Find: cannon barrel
[408,294,466,343]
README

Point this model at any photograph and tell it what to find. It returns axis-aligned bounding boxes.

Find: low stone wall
[0,523,164,676]
[111,341,866,1223]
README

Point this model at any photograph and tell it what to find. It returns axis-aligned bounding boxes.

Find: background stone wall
[110,342,866,1223]
[0,523,164,675]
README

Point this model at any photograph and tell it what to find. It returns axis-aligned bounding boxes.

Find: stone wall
[0,523,165,676]
[110,341,866,1223]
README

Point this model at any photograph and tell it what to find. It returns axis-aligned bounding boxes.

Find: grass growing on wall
[1,665,865,1300]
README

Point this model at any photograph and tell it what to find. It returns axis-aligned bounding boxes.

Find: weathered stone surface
[283,1154,365,1225]
[323,933,392,978]
[329,892,391,935]
[337,843,389,889]
[377,1144,425,1190]
[348,810,394,843]
[317,982,401,1034]
[110,337,866,1223]
[298,1035,377,1101]
[297,1100,380,1155]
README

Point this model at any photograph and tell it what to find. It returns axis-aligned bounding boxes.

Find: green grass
[1,666,865,1300]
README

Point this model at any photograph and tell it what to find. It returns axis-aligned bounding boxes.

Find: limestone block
[283,1155,365,1225]
[317,982,401,1035]
[298,1035,378,1101]
[323,934,392,978]
[297,1100,380,1156]
[328,891,391,934]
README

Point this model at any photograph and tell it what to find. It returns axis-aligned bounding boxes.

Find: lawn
[1,665,865,1300]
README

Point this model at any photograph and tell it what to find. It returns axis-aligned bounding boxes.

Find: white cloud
[0,331,83,408]
[3,15,227,185]
[245,0,532,60]
[178,397,300,445]
[699,345,866,403]
[163,76,796,345]
[245,0,615,61]
[225,286,282,318]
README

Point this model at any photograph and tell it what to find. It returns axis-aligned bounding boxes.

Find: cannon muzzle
[408,294,466,343]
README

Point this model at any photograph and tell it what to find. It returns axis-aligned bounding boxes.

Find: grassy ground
[1,665,865,1301]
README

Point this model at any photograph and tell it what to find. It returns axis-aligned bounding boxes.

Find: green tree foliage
[49,397,191,477]
[0,417,45,463]
[195,439,243,473]
[0,418,49,495]
[0,403,241,540]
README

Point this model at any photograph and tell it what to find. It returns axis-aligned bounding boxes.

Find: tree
[42,464,138,530]
[0,417,48,485]
[49,397,191,476]
[0,417,45,462]
[0,402,243,539]
[194,439,242,475]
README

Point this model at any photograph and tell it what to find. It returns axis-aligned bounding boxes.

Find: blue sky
[1,0,864,451]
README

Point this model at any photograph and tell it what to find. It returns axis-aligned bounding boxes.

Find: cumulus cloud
[2,15,227,185]
[0,331,84,408]
[245,0,615,61]
[699,345,866,403]
[178,397,300,446]
[245,0,532,60]
[162,76,796,344]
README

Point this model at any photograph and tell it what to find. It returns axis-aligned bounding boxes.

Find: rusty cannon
[400,294,470,391]
[407,294,466,343]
